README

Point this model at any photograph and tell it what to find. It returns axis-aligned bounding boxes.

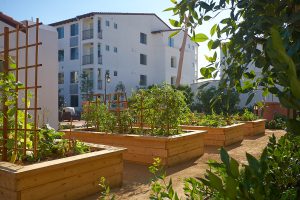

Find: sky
[1,0,221,74]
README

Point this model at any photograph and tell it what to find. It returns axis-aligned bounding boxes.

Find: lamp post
[104,71,111,104]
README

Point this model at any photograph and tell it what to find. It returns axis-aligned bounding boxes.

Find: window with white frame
[57,27,64,39]
[114,47,117,53]
[70,71,78,83]
[140,54,147,65]
[114,71,118,76]
[105,20,110,27]
[140,33,147,44]
[168,38,174,47]
[58,72,64,84]
[139,75,147,86]
[70,95,79,107]
[58,50,64,62]
[171,56,177,68]
[106,45,110,51]
[114,23,117,29]
[70,47,78,60]
[70,23,78,36]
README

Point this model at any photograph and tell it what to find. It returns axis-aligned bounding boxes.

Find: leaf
[246,153,260,172]
[169,19,181,27]
[200,67,216,78]
[170,0,177,4]
[220,148,230,167]
[225,176,238,199]
[163,7,174,12]
[210,24,218,36]
[287,119,300,135]
[192,33,209,42]
[168,30,180,38]
[229,158,240,178]
[207,171,224,192]
[245,93,254,105]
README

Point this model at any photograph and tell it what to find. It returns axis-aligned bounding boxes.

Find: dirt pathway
[85,130,285,200]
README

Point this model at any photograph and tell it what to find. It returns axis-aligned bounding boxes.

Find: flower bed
[0,144,126,200]
[180,123,245,147]
[242,119,266,136]
[62,129,207,167]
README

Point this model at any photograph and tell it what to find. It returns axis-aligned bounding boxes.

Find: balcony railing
[82,54,94,65]
[82,29,93,40]
[98,30,103,39]
[98,55,102,64]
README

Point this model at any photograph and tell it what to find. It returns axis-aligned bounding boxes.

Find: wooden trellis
[0,19,42,161]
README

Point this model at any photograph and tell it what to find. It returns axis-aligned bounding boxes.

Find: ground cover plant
[266,114,287,130]
[234,109,259,122]
[81,84,191,136]
[188,113,237,127]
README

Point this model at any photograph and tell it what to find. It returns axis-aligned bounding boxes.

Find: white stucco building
[0,12,59,129]
[49,12,199,109]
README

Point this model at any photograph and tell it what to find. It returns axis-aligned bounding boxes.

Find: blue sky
[1,0,219,71]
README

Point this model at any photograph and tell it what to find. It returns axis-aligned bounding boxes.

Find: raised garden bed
[242,119,266,136]
[0,144,126,200]
[180,123,245,147]
[62,130,207,167]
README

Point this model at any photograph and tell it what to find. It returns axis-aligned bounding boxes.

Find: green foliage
[98,177,115,200]
[129,84,191,136]
[172,84,194,109]
[114,81,126,93]
[167,0,300,134]
[80,72,94,101]
[192,113,236,127]
[149,158,180,200]
[81,103,117,133]
[195,86,240,115]
[235,109,259,121]
[266,114,287,130]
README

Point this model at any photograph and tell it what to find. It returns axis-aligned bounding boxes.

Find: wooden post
[1,27,9,161]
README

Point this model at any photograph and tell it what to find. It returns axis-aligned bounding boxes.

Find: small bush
[266,114,287,130]
[235,108,259,121]
[191,113,236,127]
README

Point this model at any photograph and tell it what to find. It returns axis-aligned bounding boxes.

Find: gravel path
[84,129,286,200]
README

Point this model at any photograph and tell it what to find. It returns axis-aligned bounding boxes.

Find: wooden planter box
[62,130,207,167]
[241,119,266,136]
[0,144,126,200]
[180,123,245,147]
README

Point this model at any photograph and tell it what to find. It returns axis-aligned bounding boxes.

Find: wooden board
[0,144,125,200]
[62,130,207,167]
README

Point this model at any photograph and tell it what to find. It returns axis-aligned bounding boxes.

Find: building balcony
[82,29,93,40]
[98,55,102,64]
[82,54,94,65]
[70,84,79,94]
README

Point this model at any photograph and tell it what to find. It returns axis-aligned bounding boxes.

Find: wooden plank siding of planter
[62,130,207,167]
[242,119,266,136]
[180,123,245,147]
[0,145,126,200]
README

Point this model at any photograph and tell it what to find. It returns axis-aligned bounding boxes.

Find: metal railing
[82,29,93,40]
[82,54,94,65]
[70,84,79,94]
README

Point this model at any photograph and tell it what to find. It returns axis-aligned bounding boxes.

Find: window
[140,54,147,65]
[57,27,64,39]
[106,45,110,51]
[70,47,78,60]
[171,76,176,85]
[105,20,110,27]
[114,23,118,29]
[171,56,177,68]
[98,68,103,89]
[58,50,64,62]
[70,71,78,83]
[114,47,117,53]
[139,75,147,86]
[58,72,64,84]
[114,71,118,76]
[70,23,78,36]
[168,38,174,47]
[140,33,147,44]
[70,95,79,107]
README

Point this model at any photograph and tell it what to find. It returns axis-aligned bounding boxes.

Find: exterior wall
[0,21,59,129]
[53,14,198,110]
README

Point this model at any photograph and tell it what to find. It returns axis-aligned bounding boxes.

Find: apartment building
[49,12,199,109]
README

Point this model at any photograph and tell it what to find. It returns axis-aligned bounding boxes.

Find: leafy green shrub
[195,86,240,115]
[192,113,236,127]
[81,103,117,133]
[235,109,259,121]
[266,114,287,130]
